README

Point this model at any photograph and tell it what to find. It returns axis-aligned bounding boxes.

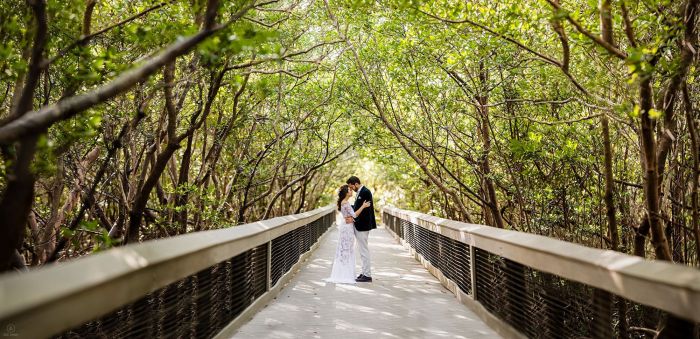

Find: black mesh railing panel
[474,247,699,339]
[271,227,296,287]
[56,243,268,339]
[55,211,333,339]
[444,236,471,294]
[385,214,471,295]
[270,215,332,288]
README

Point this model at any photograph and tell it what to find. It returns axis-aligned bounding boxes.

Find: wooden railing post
[469,245,477,300]
[266,241,272,291]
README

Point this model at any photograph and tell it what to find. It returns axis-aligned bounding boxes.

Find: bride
[325,184,371,284]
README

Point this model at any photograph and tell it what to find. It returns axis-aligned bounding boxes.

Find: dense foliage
[333,0,700,267]
[1,0,698,276]
[0,0,353,265]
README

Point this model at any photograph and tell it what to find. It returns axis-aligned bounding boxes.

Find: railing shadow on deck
[0,206,335,338]
[383,206,700,339]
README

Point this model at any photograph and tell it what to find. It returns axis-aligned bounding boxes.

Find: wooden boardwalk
[227,226,501,338]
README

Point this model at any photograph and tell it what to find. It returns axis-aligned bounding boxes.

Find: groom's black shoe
[356,275,372,282]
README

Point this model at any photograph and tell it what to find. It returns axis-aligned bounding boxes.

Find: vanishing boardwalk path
[230,226,501,338]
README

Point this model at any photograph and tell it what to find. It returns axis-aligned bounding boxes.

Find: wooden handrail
[383,206,700,323]
[0,205,335,338]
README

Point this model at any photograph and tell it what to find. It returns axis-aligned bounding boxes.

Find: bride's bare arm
[343,201,370,223]
[355,201,371,215]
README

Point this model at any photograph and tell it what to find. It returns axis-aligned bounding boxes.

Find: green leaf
[60,228,75,238]
[648,108,663,119]
[629,105,641,118]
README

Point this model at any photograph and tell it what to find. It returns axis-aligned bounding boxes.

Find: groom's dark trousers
[353,186,376,277]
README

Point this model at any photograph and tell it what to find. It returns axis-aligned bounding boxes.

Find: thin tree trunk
[639,78,673,260]
[683,83,700,265]
[175,133,195,233]
[596,5,619,334]
[477,63,504,229]
[0,0,48,271]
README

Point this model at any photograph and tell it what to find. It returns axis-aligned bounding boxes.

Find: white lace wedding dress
[325,202,356,284]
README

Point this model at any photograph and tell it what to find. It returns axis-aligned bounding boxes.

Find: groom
[345,176,376,282]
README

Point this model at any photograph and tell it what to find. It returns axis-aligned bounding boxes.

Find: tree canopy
[1,0,699,280]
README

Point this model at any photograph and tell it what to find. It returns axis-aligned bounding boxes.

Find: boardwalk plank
[230,226,501,338]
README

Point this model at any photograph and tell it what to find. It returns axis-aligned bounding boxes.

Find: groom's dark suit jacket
[353,186,377,231]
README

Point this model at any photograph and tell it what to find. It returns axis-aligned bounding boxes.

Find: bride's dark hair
[337,185,349,211]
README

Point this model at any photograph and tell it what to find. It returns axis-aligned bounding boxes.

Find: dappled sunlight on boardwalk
[230,226,500,338]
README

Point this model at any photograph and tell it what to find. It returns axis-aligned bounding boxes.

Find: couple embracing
[325,176,376,284]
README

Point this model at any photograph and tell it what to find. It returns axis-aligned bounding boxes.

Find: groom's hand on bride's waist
[344,216,354,224]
